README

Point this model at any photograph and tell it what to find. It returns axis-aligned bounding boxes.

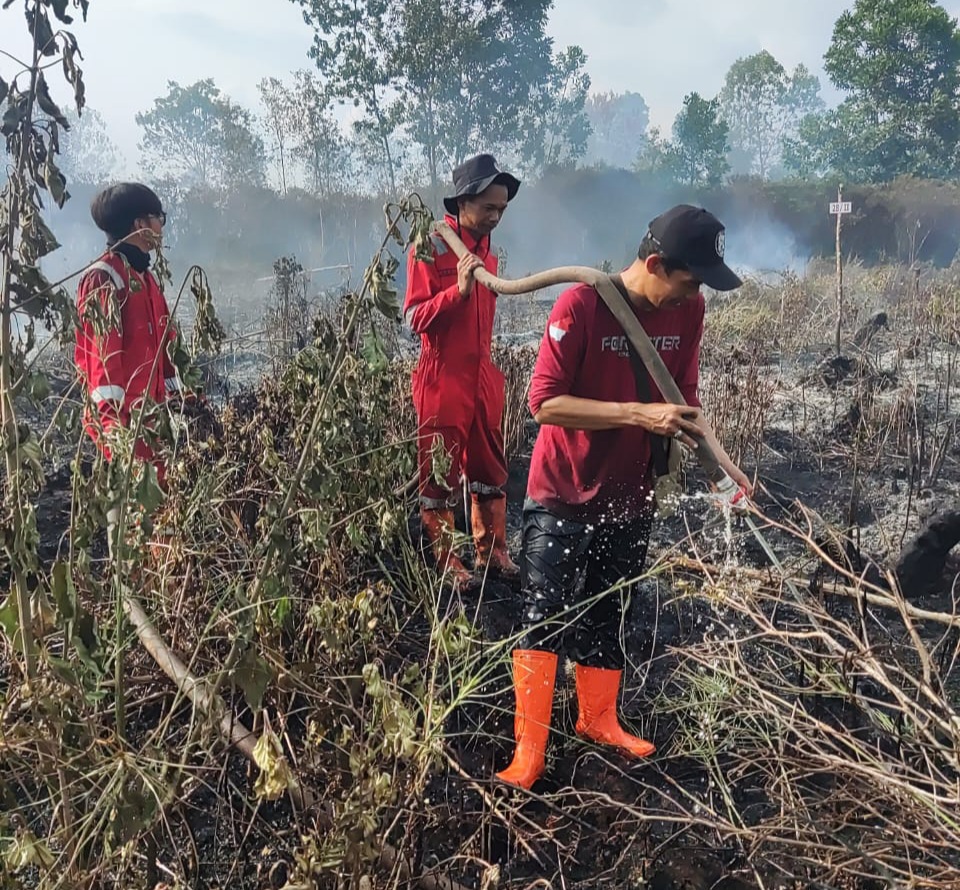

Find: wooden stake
[835,183,844,357]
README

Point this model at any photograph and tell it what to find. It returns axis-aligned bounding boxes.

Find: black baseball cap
[443,153,520,215]
[648,204,742,292]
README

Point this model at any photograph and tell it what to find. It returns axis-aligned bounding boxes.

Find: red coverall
[75,251,182,480]
[403,215,508,508]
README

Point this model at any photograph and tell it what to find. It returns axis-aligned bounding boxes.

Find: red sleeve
[528,286,588,417]
[402,244,464,334]
[75,269,128,432]
[676,294,704,408]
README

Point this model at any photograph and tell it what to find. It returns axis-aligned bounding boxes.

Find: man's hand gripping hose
[713,470,749,510]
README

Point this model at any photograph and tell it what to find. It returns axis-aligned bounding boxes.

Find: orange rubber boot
[420,507,473,590]
[574,664,656,759]
[495,650,558,789]
[472,495,520,580]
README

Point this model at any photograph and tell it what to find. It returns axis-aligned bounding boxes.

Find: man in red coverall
[75,183,183,542]
[404,154,521,590]
[496,205,754,789]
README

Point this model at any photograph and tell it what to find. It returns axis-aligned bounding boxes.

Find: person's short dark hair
[90,182,164,243]
[637,232,688,275]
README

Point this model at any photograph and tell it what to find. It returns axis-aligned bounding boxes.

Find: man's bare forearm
[534,395,637,430]
[536,395,705,443]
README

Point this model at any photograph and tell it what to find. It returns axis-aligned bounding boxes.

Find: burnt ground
[403,392,960,890]
[18,341,960,889]
[19,432,796,889]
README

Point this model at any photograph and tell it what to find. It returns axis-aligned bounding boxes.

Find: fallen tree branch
[122,593,260,760]
[663,554,960,628]
[443,749,547,866]
[123,591,469,890]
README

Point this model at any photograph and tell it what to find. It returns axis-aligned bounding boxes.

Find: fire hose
[431,220,742,500]
[429,221,804,592]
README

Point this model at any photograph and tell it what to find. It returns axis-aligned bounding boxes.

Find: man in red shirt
[404,154,522,590]
[76,183,181,468]
[496,205,753,789]
[75,183,182,549]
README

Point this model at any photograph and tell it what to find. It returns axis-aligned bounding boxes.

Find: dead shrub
[493,342,538,461]
[700,345,778,471]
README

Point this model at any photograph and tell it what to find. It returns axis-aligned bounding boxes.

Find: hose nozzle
[713,472,748,510]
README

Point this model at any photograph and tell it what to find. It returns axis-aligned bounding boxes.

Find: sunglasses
[147,211,167,226]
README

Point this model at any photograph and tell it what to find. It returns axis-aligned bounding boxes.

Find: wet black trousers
[520,498,654,670]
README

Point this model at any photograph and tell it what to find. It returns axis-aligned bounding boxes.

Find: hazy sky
[3,0,960,174]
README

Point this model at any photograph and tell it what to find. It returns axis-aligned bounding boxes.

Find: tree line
[54,0,960,198]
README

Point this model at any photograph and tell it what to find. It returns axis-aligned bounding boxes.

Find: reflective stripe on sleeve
[91,384,125,404]
[84,261,125,292]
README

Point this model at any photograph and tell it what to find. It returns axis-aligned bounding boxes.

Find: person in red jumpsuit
[495,205,754,789]
[75,183,182,547]
[404,154,521,589]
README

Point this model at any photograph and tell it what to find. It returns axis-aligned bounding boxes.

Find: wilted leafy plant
[1,0,89,680]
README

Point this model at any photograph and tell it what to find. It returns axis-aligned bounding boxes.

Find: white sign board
[830,201,852,214]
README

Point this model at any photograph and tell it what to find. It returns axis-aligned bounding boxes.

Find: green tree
[645,92,730,187]
[220,104,266,187]
[292,0,588,196]
[56,107,121,185]
[292,0,400,193]
[258,72,352,197]
[782,106,892,181]
[788,0,960,181]
[719,51,823,178]
[136,79,266,189]
[634,125,672,176]
[390,0,560,191]
[288,71,353,197]
[387,0,469,194]
[781,112,833,179]
[512,45,591,177]
[583,90,649,169]
[258,76,296,194]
